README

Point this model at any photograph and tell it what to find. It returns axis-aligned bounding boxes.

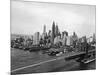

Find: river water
[11,48,96,74]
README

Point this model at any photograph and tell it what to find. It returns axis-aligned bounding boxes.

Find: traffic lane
[11,59,77,74]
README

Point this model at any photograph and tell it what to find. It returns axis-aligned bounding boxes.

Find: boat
[80,57,95,64]
[29,46,50,52]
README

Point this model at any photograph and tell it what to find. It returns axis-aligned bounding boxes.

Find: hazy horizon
[11,0,96,38]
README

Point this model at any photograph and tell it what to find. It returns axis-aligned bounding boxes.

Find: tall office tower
[42,25,47,40]
[55,24,59,37]
[51,21,56,44]
[93,33,96,42]
[33,32,40,45]
[72,32,78,41]
[64,31,68,36]
[61,31,68,39]
[62,31,68,46]
[48,30,51,35]
[43,25,46,33]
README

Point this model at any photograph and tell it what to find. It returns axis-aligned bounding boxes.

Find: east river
[11,48,96,74]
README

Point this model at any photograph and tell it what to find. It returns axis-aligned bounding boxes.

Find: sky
[11,0,96,38]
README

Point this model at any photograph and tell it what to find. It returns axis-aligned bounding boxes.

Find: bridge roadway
[11,49,95,74]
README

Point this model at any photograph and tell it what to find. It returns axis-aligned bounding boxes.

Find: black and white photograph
[11,0,96,75]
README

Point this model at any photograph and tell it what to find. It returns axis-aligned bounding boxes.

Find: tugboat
[80,51,95,64]
[76,49,96,64]
[80,57,95,64]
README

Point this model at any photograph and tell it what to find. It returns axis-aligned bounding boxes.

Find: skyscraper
[51,21,56,44]
[42,25,47,40]
[62,31,68,46]
[72,32,78,42]
[55,24,59,37]
[48,30,52,37]
[43,25,46,33]
[92,33,96,45]
[33,32,40,45]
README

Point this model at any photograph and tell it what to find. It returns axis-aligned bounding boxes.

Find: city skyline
[11,0,96,38]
